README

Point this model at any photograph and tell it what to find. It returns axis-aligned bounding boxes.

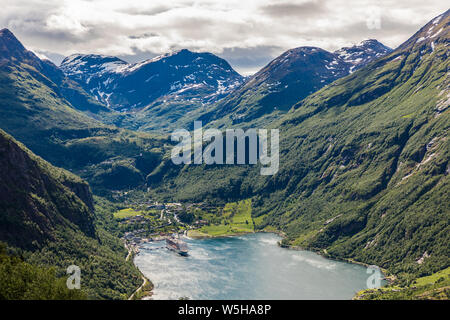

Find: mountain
[59,54,128,107]
[0,28,41,65]
[150,10,449,280]
[199,40,391,128]
[0,8,448,299]
[0,28,109,115]
[0,129,142,299]
[59,39,390,133]
[0,242,86,299]
[334,39,392,72]
[0,129,94,249]
[269,10,449,275]
[0,29,167,191]
[59,50,244,132]
[61,49,244,111]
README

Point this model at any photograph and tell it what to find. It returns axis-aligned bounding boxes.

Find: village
[116,200,215,256]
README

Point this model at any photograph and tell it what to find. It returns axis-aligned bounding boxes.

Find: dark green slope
[151,11,450,279]
[0,243,86,300]
[0,129,141,299]
[0,130,88,300]
[0,29,167,191]
[256,10,449,277]
[0,129,94,249]
[0,28,109,115]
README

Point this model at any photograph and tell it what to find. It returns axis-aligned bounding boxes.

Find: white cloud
[0,0,448,74]
[45,13,89,35]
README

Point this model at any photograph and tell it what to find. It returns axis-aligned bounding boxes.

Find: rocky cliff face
[0,129,96,249]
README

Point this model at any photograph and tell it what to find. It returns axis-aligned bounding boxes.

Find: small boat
[166,235,189,256]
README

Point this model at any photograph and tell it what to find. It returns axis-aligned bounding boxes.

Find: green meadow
[189,199,254,238]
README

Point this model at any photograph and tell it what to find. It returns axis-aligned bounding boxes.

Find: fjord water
[134,233,373,300]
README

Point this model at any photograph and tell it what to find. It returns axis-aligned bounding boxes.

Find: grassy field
[355,267,450,300]
[414,267,450,286]
[189,199,254,238]
[113,208,145,219]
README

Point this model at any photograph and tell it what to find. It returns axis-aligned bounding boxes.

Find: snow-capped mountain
[60,49,244,112]
[201,40,392,126]
[203,40,391,124]
[396,10,447,53]
[334,39,392,72]
[59,38,391,130]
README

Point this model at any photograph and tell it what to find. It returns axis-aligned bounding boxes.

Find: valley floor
[107,194,449,300]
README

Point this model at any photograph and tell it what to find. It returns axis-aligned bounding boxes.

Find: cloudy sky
[1,0,448,75]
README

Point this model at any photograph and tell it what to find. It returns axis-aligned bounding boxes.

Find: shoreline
[186,229,255,240]
[191,227,394,296]
[125,243,154,300]
[132,229,391,300]
[279,243,394,283]
[188,227,388,279]
[186,227,393,285]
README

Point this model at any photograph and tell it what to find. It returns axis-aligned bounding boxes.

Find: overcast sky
[1,0,448,75]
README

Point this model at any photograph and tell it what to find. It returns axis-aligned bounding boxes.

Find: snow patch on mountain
[60,50,244,111]
[334,39,392,72]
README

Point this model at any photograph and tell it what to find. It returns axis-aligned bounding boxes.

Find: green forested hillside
[264,11,450,278]
[269,11,449,275]
[0,130,141,299]
[0,29,168,192]
[0,129,94,249]
[0,9,448,300]
[355,267,450,299]
[0,243,86,300]
[147,11,450,281]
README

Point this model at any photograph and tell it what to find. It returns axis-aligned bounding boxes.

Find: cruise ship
[166,235,188,256]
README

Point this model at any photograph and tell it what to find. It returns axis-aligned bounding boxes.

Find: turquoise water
[134,233,378,300]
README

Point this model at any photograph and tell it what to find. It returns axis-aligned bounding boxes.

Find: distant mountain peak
[123,48,235,73]
[61,49,244,111]
[62,53,126,64]
[358,38,385,46]
[204,38,393,126]
[0,28,19,40]
[0,28,20,42]
[395,10,449,54]
[0,28,38,64]
[334,39,392,72]
[289,46,323,52]
[60,53,128,76]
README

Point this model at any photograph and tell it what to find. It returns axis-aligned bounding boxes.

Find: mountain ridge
[334,39,392,72]
[197,40,392,128]
[60,49,244,111]
[0,29,168,192]
[0,9,448,300]
[0,28,111,115]
[58,40,391,132]
[145,10,449,280]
